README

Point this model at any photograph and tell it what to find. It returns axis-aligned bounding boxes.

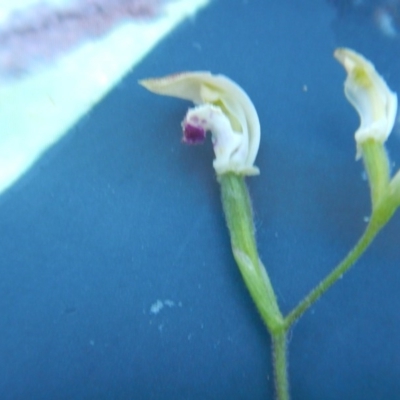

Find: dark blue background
[1,0,400,399]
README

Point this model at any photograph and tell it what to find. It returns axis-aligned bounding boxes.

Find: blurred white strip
[0,0,210,195]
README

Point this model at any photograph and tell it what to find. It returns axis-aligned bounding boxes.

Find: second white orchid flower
[334,48,398,159]
[336,47,400,217]
[140,72,260,176]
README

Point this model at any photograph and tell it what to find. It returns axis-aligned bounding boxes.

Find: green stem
[272,331,290,400]
[218,172,290,400]
[285,216,382,328]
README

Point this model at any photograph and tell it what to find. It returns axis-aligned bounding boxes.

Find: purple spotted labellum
[182,115,207,144]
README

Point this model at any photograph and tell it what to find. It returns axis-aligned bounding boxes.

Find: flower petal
[334,48,398,158]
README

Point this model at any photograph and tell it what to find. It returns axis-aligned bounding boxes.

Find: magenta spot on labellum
[182,122,206,144]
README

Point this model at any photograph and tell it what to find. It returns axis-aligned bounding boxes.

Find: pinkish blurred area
[0,0,169,77]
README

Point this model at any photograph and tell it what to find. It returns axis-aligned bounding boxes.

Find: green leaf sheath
[219,173,289,400]
[218,173,283,333]
[361,141,399,227]
[361,140,390,209]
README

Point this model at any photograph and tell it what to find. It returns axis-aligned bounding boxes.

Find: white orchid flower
[139,72,260,176]
[334,48,398,159]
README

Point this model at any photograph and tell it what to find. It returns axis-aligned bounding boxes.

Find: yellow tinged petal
[334,48,398,158]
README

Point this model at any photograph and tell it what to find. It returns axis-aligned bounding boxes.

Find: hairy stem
[272,331,290,400]
[285,217,381,328]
